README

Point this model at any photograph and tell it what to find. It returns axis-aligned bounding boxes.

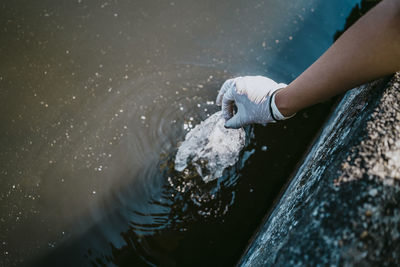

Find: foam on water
[174,111,246,183]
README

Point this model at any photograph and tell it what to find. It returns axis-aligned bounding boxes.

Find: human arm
[276,0,400,116]
[217,0,400,128]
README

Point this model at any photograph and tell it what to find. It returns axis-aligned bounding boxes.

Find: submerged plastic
[174,111,246,183]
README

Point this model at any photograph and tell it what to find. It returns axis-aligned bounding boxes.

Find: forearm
[276,0,400,116]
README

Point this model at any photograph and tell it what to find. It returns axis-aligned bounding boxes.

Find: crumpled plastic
[174,111,246,183]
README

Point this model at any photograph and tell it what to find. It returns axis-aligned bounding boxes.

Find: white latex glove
[216,76,290,129]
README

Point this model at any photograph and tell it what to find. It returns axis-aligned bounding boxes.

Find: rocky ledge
[239,73,400,266]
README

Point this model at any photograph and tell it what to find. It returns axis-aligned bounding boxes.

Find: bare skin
[275,0,400,117]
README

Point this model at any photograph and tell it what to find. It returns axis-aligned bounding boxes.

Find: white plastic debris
[174,111,246,183]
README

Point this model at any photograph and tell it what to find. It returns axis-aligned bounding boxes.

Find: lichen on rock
[336,73,400,186]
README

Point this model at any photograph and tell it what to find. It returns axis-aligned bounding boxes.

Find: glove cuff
[270,90,296,121]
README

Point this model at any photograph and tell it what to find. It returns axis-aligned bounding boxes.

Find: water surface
[0,0,359,266]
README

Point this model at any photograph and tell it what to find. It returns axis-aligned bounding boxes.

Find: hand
[216,76,287,129]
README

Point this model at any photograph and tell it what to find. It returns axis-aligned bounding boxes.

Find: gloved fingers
[221,87,235,120]
[216,78,236,106]
[224,113,244,129]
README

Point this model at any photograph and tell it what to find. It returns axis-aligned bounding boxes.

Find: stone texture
[239,73,400,266]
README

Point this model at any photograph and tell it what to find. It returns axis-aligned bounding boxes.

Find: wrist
[274,88,297,117]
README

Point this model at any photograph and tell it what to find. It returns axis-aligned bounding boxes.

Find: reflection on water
[0,0,359,266]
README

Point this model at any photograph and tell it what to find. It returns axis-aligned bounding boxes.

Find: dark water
[0,0,359,266]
